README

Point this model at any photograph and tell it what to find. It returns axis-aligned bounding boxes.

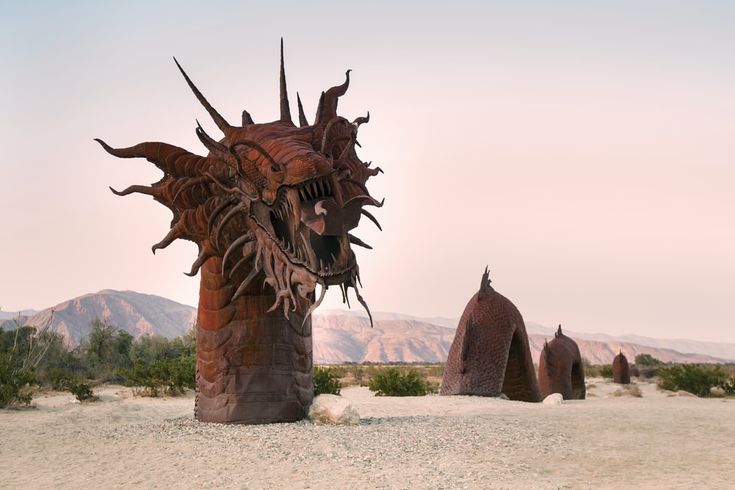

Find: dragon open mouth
[260,174,355,283]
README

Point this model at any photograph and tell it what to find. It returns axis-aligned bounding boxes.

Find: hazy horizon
[1,1,733,343]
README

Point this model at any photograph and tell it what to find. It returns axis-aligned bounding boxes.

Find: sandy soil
[1,379,733,489]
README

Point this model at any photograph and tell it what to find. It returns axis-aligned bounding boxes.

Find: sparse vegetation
[635,354,662,366]
[0,317,197,402]
[0,314,56,407]
[67,381,97,402]
[657,364,728,397]
[368,367,433,396]
[313,367,341,396]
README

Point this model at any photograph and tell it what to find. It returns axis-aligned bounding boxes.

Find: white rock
[308,394,360,425]
[542,393,563,405]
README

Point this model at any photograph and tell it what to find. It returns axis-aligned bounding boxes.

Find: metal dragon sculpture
[538,325,586,400]
[96,41,383,423]
[440,268,541,402]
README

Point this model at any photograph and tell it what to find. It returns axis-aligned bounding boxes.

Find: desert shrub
[722,377,735,396]
[0,315,58,408]
[635,353,662,366]
[67,381,96,402]
[313,366,341,396]
[0,352,35,407]
[599,365,613,378]
[658,364,726,397]
[637,366,660,379]
[118,356,195,396]
[44,367,76,391]
[368,367,432,396]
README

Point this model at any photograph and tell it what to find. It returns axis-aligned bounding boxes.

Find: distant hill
[313,311,730,364]
[3,292,733,364]
[1,290,196,346]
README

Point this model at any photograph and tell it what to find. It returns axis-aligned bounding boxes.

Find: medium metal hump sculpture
[613,351,631,384]
[440,268,541,402]
[538,325,586,400]
[96,41,383,424]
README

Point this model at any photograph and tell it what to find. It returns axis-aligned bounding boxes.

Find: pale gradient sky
[1,1,733,342]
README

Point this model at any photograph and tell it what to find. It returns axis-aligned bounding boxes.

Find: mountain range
[2,290,733,364]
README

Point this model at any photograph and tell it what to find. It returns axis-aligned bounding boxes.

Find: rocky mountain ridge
[3,292,732,364]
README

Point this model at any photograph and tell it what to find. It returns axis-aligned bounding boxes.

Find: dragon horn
[279,38,293,124]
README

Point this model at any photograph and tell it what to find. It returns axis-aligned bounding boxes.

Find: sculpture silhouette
[538,325,586,400]
[97,41,382,423]
[440,268,541,402]
[613,351,631,384]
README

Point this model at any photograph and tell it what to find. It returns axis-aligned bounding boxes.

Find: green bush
[658,364,727,397]
[368,367,432,396]
[44,367,76,391]
[118,355,195,397]
[635,353,662,366]
[313,366,341,396]
[599,365,613,378]
[0,353,35,408]
[67,381,96,402]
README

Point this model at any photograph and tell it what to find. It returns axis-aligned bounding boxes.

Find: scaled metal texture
[612,351,631,384]
[440,268,541,402]
[537,325,586,400]
[97,41,382,423]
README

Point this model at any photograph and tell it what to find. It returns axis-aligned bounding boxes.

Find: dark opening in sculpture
[96,41,382,423]
[538,325,586,400]
[440,268,541,402]
[613,351,631,384]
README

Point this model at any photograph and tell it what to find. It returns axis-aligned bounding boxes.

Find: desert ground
[1,379,733,489]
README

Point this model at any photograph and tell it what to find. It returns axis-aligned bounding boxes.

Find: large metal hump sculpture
[96,41,383,424]
[538,325,586,400]
[613,351,631,384]
[440,268,541,402]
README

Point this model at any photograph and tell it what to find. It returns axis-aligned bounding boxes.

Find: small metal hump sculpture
[96,40,383,424]
[613,350,631,384]
[440,267,541,402]
[538,325,586,400]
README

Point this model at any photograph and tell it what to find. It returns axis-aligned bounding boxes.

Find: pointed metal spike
[349,234,373,249]
[296,92,309,127]
[279,38,293,124]
[360,209,383,231]
[242,110,254,125]
[173,57,232,135]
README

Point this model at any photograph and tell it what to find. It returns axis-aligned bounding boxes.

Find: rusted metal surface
[440,268,541,402]
[97,41,382,423]
[613,351,631,384]
[538,325,586,400]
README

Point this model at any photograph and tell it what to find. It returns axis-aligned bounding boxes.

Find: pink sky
[1,2,733,342]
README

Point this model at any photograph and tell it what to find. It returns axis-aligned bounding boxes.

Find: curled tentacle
[109,184,156,197]
[315,70,350,126]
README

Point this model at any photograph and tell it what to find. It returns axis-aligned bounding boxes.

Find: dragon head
[96,41,382,324]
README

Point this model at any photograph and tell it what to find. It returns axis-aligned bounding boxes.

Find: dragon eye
[270,164,280,172]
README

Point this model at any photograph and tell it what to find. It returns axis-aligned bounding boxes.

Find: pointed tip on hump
[556,324,563,338]
[479,266,492,295]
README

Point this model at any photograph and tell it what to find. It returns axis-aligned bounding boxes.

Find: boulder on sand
[308,395,360,425]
